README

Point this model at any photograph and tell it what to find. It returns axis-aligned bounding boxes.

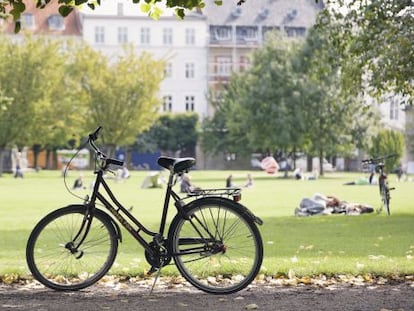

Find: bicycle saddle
[158,156,196,174]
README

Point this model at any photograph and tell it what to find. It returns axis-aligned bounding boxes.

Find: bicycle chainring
[144,241,172,268]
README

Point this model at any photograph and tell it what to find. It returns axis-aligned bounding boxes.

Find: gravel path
[1,279,413,311]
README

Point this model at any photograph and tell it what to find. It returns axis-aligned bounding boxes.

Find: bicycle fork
[63,209,94,259]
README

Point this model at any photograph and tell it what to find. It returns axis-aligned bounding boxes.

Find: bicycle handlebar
[88,126,125,168]
[89,126,102,142]
[361,154,397,165]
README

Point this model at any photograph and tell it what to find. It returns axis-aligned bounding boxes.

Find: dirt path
[1,281,413,311]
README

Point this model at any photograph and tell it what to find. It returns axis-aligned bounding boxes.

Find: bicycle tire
[26,205,119,290]
[168,197,263,294]
[380,185,391,215]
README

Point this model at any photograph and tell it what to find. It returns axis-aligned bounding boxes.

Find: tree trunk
[0,148,5,176]
[307,155,313,172]
[319,149,324,176]
[32,144,42,171]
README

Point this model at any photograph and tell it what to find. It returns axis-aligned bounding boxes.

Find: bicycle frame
[77,165,183,258]
[377,164,386,191]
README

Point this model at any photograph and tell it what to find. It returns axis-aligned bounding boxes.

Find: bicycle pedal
[146,266,158,276]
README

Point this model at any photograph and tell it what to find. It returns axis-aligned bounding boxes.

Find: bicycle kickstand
[148,262,164,296]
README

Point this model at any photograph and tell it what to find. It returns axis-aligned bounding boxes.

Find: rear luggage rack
[186,187,242,202]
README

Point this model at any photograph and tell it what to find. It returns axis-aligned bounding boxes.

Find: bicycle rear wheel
[380,185,391,215]
[26,205,118,290]
[169,198,263,294]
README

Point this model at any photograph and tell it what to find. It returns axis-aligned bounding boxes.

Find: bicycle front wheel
[380,185,391,215]
[169,198,263,294]
[26,205,119,290]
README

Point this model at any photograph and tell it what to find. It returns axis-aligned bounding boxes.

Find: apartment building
[1,0,81,36]
[202,0,324,105]
[80,0,209,118]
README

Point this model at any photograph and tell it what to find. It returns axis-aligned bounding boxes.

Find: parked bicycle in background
[362,155,396,215]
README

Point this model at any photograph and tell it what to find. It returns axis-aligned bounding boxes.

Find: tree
[203,28,375,175]
[79,46,165,156]
[369,130,405,172]
[405,108,414,156]
[202,33,308,162]
[201,80,251,158]
[0,35,72,174]
[142,113,199,157]
[297,21,379,174]
[316,0,414,104]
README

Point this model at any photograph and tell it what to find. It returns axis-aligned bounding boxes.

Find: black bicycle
[362,155,396,215]
[26,126,263,294]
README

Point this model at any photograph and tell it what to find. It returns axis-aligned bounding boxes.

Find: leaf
[150,6,163,20]
[288,269,295,279]
[245,304,259,310]
[175,8,185,19]
[141,3,151,13]
[14,21,21,34]
[59,5,73,17]
[214,1,223,5]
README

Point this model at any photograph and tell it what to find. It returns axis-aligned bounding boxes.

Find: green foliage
[0,35,69,149]
[0,35,166,169]
[299,23,378,168]
[369,130,405,171]
[317,0,414,104]
[203,28,376,174]
[140,113,199,156]
[77,47,165,156]
[406,112,414,155]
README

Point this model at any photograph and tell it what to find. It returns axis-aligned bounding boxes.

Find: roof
[201,0,324,27]
[1,0,81,36]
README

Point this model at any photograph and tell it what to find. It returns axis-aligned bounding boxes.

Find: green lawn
[0,169,413,279]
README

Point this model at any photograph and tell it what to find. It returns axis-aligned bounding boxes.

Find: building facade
[80,0,209,118]
[1,0,81,36]
[203,0,324,95]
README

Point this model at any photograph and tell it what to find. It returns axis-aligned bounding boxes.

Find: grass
[0,169,413,280]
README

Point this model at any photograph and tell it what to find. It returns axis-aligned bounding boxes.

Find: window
[48,14,64,30]
[163,95,173,112]
[118,27,128,44]
[21,13,35,29]
[163,28,173,45]
[185,63,195,79]
[117,3,124,16]
[185,28,195,45]
[140,27,151,44]
[244,27,258,40]
[285,26,306,37]
[390,98,399,120]
[164,62,172,78]
[216,56,232,76]
[185,95,195,112]
[214,26,232,41]
[94,26,105,44]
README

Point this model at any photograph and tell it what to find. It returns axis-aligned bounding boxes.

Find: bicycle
[361,155,396,215]
[26,126,264,294]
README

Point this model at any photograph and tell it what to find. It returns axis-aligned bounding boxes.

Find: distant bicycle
[362,155,396,215]
[26,126,264,294]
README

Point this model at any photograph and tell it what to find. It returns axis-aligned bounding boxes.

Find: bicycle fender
[183,197,263,226]
[65,204,123,242]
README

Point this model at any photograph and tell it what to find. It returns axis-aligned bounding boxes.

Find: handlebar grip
[89,126,103,142]
[106,158,124,167]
